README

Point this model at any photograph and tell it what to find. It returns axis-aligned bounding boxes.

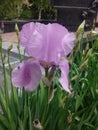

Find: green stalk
[15,23,22,62]
[0,37,9,105]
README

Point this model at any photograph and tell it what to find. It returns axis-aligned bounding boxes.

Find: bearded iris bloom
[12,22,75,93]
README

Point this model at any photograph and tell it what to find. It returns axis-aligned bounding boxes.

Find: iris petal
[12,60,42,91]
[20,22,75,64]
[61,33,76,57]
[59,60,71,93]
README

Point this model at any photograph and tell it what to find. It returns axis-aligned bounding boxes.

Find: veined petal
[12,60,42,91]
[20,22,35,47]
[20,22,69,64]
[20,22,46,59]
[62,32,76,56]
[59,60,71,93]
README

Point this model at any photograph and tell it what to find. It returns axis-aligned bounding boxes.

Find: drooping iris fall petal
[20,22,75,64]
[12,60,42,91]
[59,60,71,93]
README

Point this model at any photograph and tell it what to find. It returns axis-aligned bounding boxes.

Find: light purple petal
[62,33,76,56]
[59,60,71,93]
[20,22,69,64]
[12,60,42,91]
[20,22,35,47]
[20,22,46,59]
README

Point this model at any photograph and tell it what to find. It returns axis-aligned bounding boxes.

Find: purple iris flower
[12,22,75,93]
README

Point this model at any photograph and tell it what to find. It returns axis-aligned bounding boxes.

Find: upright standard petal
[59,60,71,93]
[12,60,42,91]
[62,32,76,57]
[20,22,69,64]
[20,22,46,59]
[20,22,35,48]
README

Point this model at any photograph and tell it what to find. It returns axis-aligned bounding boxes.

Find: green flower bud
[15,23,19,33]
[7,44,13,52]
[76,20,85,38]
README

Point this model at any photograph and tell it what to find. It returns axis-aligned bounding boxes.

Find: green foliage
[0,0,22,20]
[20,4,33,19]
[33,0,50,10]
[41,7,56,20]
[0,26,98,130]
[0,0,56,20]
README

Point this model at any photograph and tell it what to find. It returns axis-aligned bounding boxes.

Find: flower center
[40,60,55,69]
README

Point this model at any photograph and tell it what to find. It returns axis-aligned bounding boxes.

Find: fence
[0,20,56,33]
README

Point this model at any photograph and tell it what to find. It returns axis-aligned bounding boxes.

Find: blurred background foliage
[0,0,56,20]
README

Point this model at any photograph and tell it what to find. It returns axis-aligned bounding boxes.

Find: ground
[2,32,18,44]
